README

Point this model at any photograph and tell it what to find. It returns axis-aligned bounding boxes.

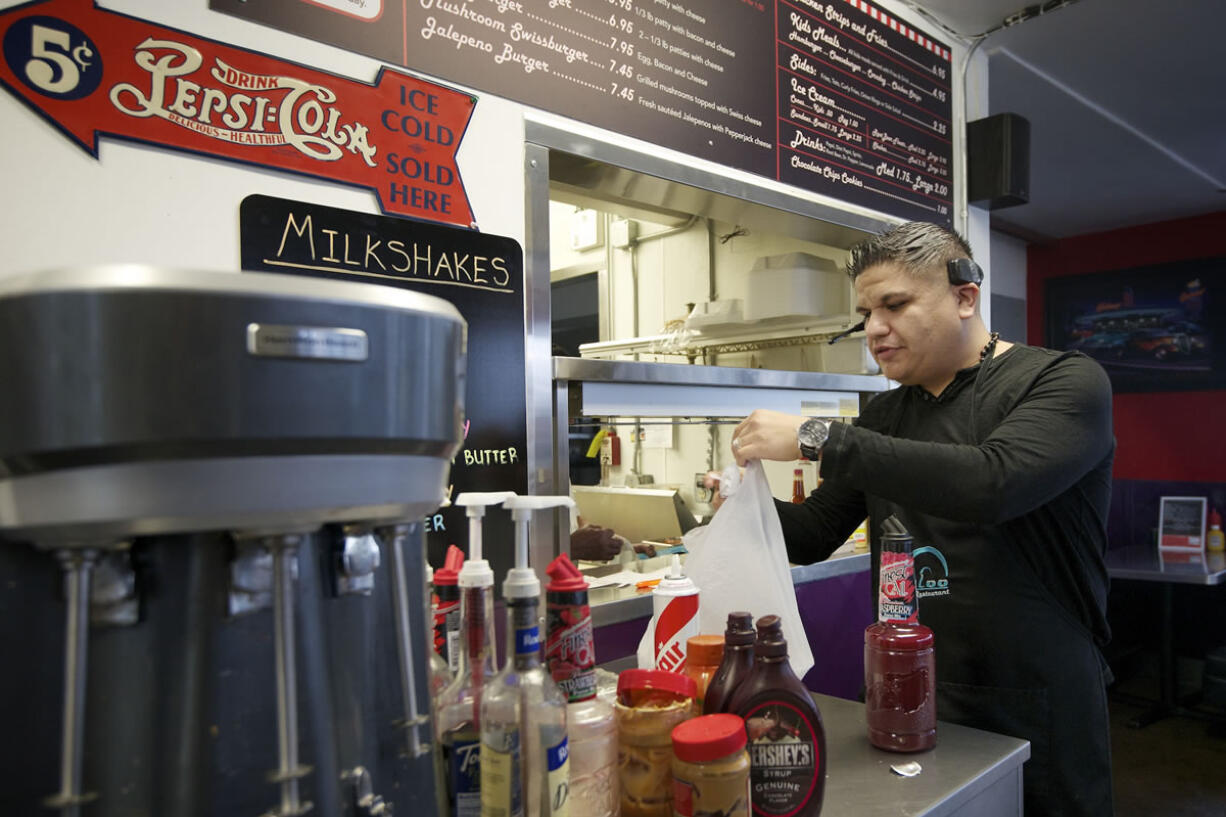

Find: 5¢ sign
[3,14,102,99]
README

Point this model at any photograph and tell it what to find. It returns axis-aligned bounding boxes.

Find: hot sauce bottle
[728,616,826,817]
[864,515,936,752]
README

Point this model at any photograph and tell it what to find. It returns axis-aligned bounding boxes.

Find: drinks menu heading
[213,0,953,225]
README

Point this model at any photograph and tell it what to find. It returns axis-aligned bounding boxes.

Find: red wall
[1026,211,1226,482]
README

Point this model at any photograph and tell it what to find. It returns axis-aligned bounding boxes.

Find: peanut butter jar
[670,714,751,817]
[616,669,696,817]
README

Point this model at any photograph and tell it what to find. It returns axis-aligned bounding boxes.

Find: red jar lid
[865,621,934,650]
[671,714,747,763]
[617,669,696,705]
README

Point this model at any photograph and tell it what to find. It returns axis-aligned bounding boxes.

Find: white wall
[989,230,1029,300]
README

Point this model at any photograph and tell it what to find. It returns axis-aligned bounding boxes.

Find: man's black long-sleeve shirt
[777,344,1114,648]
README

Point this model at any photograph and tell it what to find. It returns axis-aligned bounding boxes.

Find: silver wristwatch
[797,418,831,461]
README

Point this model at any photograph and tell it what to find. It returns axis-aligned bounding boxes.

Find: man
[732,222,1114,817]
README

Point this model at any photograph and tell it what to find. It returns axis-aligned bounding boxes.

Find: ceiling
[916,0,1226,242]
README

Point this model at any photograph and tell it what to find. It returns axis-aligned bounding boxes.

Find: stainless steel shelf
[553,357,889,393]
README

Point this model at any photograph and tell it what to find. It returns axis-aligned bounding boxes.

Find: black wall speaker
[967,113,1030,210]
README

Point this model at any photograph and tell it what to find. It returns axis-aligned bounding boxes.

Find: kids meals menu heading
[213,0,953,225]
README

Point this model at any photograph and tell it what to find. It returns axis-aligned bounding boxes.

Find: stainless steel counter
[815,692,1029,817]
[1107,544,1226,585]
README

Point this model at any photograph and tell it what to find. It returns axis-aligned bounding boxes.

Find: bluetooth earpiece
[947,258,984,286]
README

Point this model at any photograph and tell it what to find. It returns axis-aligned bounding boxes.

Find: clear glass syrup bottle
[480,496,572,817]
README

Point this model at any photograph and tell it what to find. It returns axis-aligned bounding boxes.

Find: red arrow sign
[0,0,476,228]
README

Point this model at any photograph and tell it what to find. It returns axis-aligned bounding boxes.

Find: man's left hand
[731,409,805,465]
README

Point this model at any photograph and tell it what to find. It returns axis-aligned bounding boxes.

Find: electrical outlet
[569,208,602,250]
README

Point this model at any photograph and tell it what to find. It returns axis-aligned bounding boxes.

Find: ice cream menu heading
[213,0,953,224]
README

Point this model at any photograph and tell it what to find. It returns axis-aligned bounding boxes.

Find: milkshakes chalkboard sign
[213,0,954,225]
[239,194,527,579]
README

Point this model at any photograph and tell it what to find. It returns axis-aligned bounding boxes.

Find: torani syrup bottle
[728,615,826,817]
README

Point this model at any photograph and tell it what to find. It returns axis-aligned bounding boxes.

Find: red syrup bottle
[864,515,937,752]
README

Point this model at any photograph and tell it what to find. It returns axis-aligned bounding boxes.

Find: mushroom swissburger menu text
[213,0,953,225]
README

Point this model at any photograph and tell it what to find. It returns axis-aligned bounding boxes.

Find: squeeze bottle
[729,616,826,817]
[545,554,617,817]
[434,544,465,672]
[1207,509,1224,553]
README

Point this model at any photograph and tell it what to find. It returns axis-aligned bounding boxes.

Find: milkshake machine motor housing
[0,266,467,817]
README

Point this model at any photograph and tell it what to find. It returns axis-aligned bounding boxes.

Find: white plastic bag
[682,460,815,678]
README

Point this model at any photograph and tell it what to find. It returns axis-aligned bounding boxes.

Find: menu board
[213,0,953,225]
[238,194,528,581]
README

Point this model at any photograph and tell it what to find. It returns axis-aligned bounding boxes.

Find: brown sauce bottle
[728,615,826,817]
[703,611,755,715]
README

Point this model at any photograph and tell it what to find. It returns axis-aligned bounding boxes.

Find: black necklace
[979,331,1000,363]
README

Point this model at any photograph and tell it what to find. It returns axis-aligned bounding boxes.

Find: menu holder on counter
[1158,496,1207,565]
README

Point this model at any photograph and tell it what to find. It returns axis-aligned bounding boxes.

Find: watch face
[799,418,828,450]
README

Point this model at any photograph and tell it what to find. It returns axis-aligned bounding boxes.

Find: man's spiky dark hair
[846,222,974,280]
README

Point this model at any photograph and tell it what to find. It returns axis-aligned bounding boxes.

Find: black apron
[868,360,1114,817]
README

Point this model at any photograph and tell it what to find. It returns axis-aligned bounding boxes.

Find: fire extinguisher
[599,428,621,466]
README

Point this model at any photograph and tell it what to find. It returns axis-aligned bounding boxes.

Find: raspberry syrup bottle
[864,515,936,752]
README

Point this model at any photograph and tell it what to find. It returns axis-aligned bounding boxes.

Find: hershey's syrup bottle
[703,611,755,715]
[729,616,826,817]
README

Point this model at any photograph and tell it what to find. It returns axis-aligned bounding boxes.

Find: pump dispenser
[481,495,575,817]
[436,491,514,817]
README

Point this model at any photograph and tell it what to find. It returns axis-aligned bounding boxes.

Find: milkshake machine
[0,266,466,816]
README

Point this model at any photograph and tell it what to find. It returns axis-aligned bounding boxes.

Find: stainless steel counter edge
[591,550,869,627]
[815,692,1030,817]
[553,356,891,393]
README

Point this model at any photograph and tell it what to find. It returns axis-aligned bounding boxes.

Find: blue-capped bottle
[480,496,573,817]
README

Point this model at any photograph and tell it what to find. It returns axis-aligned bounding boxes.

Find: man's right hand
[569,525,623,562]
[731,410,806,465]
